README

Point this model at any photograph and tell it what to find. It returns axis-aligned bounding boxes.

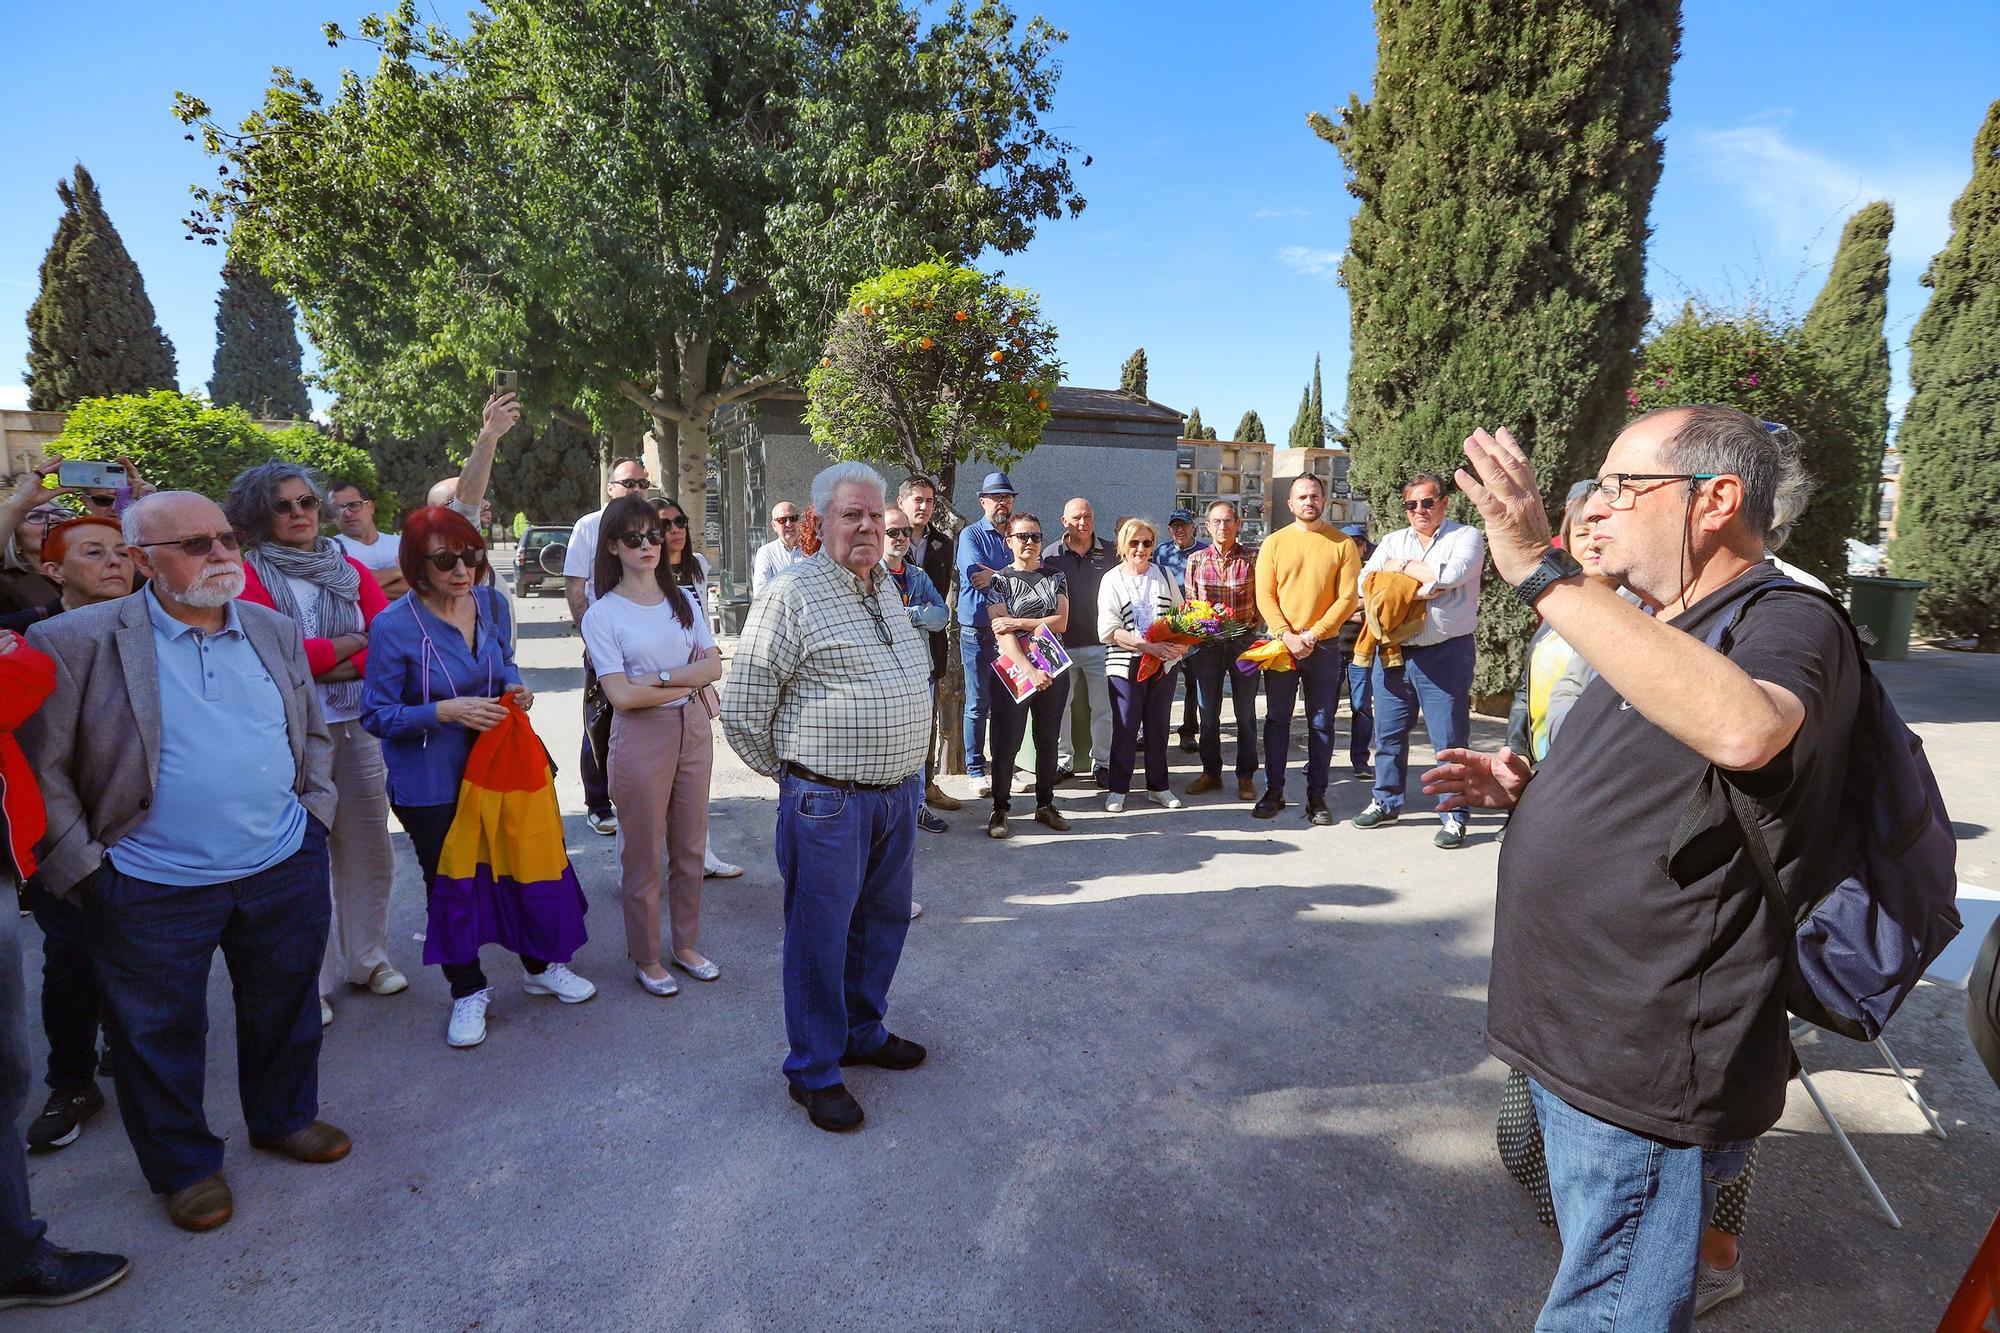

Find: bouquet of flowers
[1136,599,1254,681]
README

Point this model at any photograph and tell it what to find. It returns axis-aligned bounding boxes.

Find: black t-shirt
[1041,538,1118,648]
[1487,565,1859,1146]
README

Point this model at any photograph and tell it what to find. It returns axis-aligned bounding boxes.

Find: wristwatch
[1513,547,1584,608]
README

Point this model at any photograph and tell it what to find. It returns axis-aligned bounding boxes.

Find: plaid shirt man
[1184,541,1260,625]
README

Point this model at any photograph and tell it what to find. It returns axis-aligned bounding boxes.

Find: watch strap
[1513,548,1583,608]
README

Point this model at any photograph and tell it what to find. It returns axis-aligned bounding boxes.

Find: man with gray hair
[22,492,348,1232]
[723,462,934,1134]
[1426,406,1860,1327]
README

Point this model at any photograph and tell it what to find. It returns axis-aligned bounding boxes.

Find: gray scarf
[248,537,367,713]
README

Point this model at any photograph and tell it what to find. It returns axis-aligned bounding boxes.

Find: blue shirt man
[1153,507,1211,594]
[954,472,1016,786]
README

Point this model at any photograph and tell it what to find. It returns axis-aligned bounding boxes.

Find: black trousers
[989,676,1072,813]
[27,885,101,1092]
[393,803,547,999]
[580,657,612,816]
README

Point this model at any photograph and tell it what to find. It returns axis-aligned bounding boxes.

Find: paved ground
[17,592,2000,1330]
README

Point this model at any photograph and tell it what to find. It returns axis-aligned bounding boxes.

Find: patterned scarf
[247,537,366,712]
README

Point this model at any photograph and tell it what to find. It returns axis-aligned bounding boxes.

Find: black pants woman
[983,513,1073,837]
[990,676,1073,825]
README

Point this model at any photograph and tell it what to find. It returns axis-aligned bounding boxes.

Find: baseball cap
[978,471,1017,497]
[1169,507,1196,524]
[1339,523,1367,539]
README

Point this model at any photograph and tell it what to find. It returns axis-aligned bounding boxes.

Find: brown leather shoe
[250,1120,351,1164]
[924,782,961,812]
[1237,779,1258,802]
[1186,773,1221,795]
[166,1174,233,1231]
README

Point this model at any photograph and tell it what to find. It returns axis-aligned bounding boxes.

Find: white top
[279,570,360,724]
[563,507,606,600]
[336,530,402,571]
[752,538,809,597]
[580,587,717,710]
[1769,554,1830,593]
[1361,518,1487,647]
[1097,565,1183,679]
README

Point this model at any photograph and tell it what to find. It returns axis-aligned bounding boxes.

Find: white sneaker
[1147,789,1184,810]
[1104,793,1125,813]
[703,855,743,879]
[523,962,597,1003]
[320,997,334,1027]
[448,989,490,1047]
[971,776,992,798]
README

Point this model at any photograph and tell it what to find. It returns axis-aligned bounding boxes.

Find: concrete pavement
[16,596,2000,1330]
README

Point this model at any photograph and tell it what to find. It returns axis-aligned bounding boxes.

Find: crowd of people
[0,397,1867,1331]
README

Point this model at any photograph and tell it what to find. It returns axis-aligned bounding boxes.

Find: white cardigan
[1097,565,1183,680]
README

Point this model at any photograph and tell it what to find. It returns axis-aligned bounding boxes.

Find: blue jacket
[360,588,524,807]
[885,561,949,633]
[955,517,1011,629]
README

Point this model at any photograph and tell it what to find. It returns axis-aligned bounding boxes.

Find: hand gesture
[968,565,997,591]
[118,455,155,499]
[438,696,510,732]
[479,391,521,443]
[505,682,535,712]
[1421,746,1534,812]
[1455,427,1553,587]
[1282,629,1314,660]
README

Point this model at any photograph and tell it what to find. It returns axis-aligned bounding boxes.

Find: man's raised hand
[1455,427,1553,587]
[1421,746,1534,812]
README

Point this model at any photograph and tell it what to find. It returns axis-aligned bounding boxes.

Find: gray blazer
[20,590,337,896]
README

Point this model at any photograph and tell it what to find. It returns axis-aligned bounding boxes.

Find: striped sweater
[1097,565,1184,679]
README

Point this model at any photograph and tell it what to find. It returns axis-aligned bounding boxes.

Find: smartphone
[56,460,127,490]
[492,370,521,395]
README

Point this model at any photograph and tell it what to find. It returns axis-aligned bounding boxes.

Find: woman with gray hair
[227,460,402,1023]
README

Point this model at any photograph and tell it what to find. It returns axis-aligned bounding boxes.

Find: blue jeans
[776,772,919,1090]
[1530,1079,1751,1332]
[1261,644,1343,798]
[27,884,102,1091]
[958,627,997,777]
[0,870,49,1282]
[81,824,331,1194]
[1371,634,1475,823]
[1188,643,1260,779]
[1346,662,1374,771]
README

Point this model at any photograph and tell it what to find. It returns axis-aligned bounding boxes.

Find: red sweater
[238,555,390,676]
[0,640,56,879]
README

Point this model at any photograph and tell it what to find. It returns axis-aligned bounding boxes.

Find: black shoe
[26,1084,103,1152]
[788,1081,865,1132]
[841,1034,928,1070]
[1178,733,1200,753]
[1306,795,1333,826]
[1251,790,1287,819]
[96,1046,113,1080]
[987,810,1010,839]
[917,807,949,834]
[1034,804,1071,832]
[1352,765,1373,782]
[0,1246,131,1310]
[1051,765,1076,786]
[1092,766,1111,790]
[1435,823,1467,850]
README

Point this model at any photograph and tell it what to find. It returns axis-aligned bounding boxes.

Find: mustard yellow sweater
[1253,523,1361,640]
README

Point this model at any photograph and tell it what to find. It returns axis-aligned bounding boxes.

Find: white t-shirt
[580,587,717,710]
[336,530,401,571]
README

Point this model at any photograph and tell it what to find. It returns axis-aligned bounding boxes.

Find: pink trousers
[608,703,713,966]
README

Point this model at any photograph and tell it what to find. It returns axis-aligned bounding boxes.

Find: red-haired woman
[360,507,595,1049]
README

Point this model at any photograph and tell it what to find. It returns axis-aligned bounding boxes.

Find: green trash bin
[1848,575,1928,662]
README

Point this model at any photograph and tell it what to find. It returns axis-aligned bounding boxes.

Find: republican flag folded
[424,696,588,967]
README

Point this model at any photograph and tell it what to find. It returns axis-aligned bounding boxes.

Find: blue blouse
[360,588,524,807]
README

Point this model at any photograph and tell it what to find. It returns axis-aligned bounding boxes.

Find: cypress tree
[1185,406,1219,440]
[1120,347,1149,397]
[1235,410,1267,442]
[1801,201,1894,546]
[1309,353,1324,443]
[1891,100,2000,648]
[25,164,178,410]
[1312,0,1680,697]
[210,259,312,420]
[1288,382,1317,450]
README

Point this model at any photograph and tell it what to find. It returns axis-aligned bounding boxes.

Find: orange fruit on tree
[954,310,968,321]
[989,350,1004,363]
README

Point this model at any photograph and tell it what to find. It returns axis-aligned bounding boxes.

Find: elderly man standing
[751,501,809,598]
[1354,472,1487,848]
[1183,501,1260,801]
[563,455,656,836]
[954,473,1017,795]
[22,492,348,1232]
[1041,497,1118,788]
[724,462,933,1134]
[1427,409,1859,1329]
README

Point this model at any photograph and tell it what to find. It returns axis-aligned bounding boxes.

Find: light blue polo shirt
[107,589,308,886]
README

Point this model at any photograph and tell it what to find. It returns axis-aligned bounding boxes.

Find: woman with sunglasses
[1097,518,1188,813]
[0,456,146,615]
[649,495,744,878]
[362,507,595,1047]
[982,512,1072,837]
[582,495,725,995]
[227,462,400,1025]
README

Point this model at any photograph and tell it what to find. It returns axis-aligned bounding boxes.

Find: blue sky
[3,0,1994,446]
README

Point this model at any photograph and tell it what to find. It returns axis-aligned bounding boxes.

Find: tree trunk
[929,482,969,776]
[676,342,712,557]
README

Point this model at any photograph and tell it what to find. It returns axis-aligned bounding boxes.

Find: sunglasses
[659,514,689,530]
[773,514,800,525]
[334,499,370,515]
[136,531,243,557]
[1127,540,1154,550]
[610,477,652,490]
[272,494,322,516]
[616,529,665,549]
[886,526,913,539]
[84,493,116,509]
[1403,497,1440,513]
[1011,531,1044,543]
[426,549,487,572]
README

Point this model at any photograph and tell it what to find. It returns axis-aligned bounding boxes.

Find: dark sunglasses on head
[1011,531,1044,543]
[885,526,913,539]
[272,494,322,516]
[1403,497,1440,513]
[610,477,652,490]
[616,529,665,549]
[426,548,486,572]
[136,531,243,557]
[84,493,117,509]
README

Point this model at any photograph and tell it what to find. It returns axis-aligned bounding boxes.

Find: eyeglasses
[885,526,913,539]
[271,494,322,516]
[616,529,665,549]
[858,590,893,646]
[1403,497,1440,513]
[660,515,689,530]
[773,514,800,526]
[333,499,370,515]
[610,477,651,491]
[1584,473,1721,510]
[22,509,67,528]
[136,531,243,557]
[1126,540,1154,551]
[1011,531,1043,543]
[425,549,487,572]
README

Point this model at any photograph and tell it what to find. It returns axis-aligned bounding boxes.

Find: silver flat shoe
[670,954,721,982]
[634,964,680,996]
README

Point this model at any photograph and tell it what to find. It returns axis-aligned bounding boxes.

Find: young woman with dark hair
[650,495,743,879]
[581,495,725,995]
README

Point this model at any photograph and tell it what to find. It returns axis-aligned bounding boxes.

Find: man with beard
[21,492,346,1232]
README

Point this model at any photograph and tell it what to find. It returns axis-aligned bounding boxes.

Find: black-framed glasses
[885,525,913,539]
[1584,473,1720,510]
[616,528,665,549]
[610,477,652,491]
[333,499,370,515]
[137,531,243,557]
[426,548,487,572]
[1010,531,1044,543]
[271,494,322,516]
[1403,497,1440,513]
[858,590,893,646]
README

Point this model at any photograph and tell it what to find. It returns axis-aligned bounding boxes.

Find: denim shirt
[955,518,1011,629]
[360,588,523,807]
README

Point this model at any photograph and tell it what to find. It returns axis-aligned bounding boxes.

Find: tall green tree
[1801,201,1894,545]
[178,0,1084,550]
[1287,368,1324,450]
[1312,0,1678,696]
[1120,347,1149,397]
[209,259,312,420]
[1309,353,1324,443]
[1892,99,2000,647]
[1184,406,1217,440]
[26,165,178,410]
[1234,410,1266,442]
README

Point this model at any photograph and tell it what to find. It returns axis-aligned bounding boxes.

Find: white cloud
[0,385,27,411]
[1277,245,1342,280]
[1252,207,1308,220]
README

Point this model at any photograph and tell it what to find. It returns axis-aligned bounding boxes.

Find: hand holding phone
[55,460,127,490]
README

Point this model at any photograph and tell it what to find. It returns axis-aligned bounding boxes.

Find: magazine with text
[991,624,1074,702]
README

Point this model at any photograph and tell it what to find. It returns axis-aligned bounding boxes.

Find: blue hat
[978,471,1017,497]
[1340,523,1367,539]
[1169,507,1197,524]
